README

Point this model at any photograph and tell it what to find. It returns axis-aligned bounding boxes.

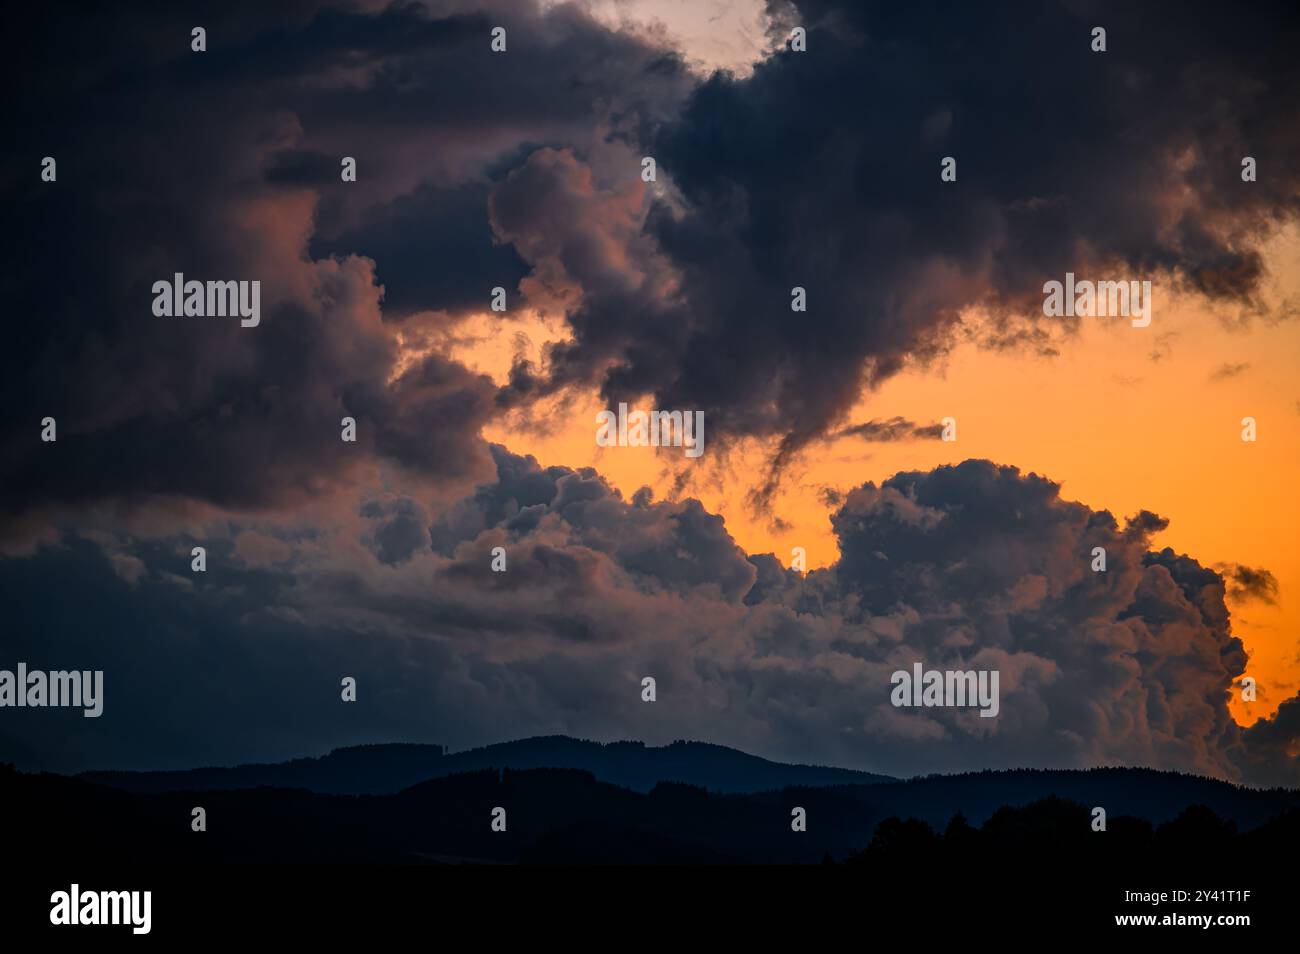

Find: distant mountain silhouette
[79,736,892,795]
[846,765,1300,831]
[6,748,1295,865]
[81,743,451,797]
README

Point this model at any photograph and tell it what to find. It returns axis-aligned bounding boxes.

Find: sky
[478,227,1300,730]
[1,0,1298,784]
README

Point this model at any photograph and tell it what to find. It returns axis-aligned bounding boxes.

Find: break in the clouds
[495,0,1300,490]
[3,450,1298,788]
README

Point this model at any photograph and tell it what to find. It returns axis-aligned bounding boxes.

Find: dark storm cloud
[1,1,1296,790]
[0,0,693,543]
[361,496,430,566]
[488,145,689,407]
[5,453,1297,786]
[312,182,531,317]
[1241,697,1300,787]
[491,0,1300,491]
[8,0,1295,535]
[289,1,695,316]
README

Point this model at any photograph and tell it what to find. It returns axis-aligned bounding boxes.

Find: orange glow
[463,229,1300,728]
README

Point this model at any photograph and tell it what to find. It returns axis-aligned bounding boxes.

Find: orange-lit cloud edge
[429,225,1300,730]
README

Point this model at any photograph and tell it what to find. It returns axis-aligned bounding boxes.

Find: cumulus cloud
[0,0,692,545]
[5,0,1297,534]
[4,452,1296,788]
[1,0,1296,792]
[489,0,1300,493]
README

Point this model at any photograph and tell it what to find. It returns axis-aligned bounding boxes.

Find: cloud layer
[4,0,1297,530]
[1,0,691,539]
[3,449,1296,787]
[498,0,1300,487]
[0,1,1296,787]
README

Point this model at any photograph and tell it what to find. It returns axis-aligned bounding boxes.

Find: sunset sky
[471,224,1300,728]
[2,0,1297,783]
